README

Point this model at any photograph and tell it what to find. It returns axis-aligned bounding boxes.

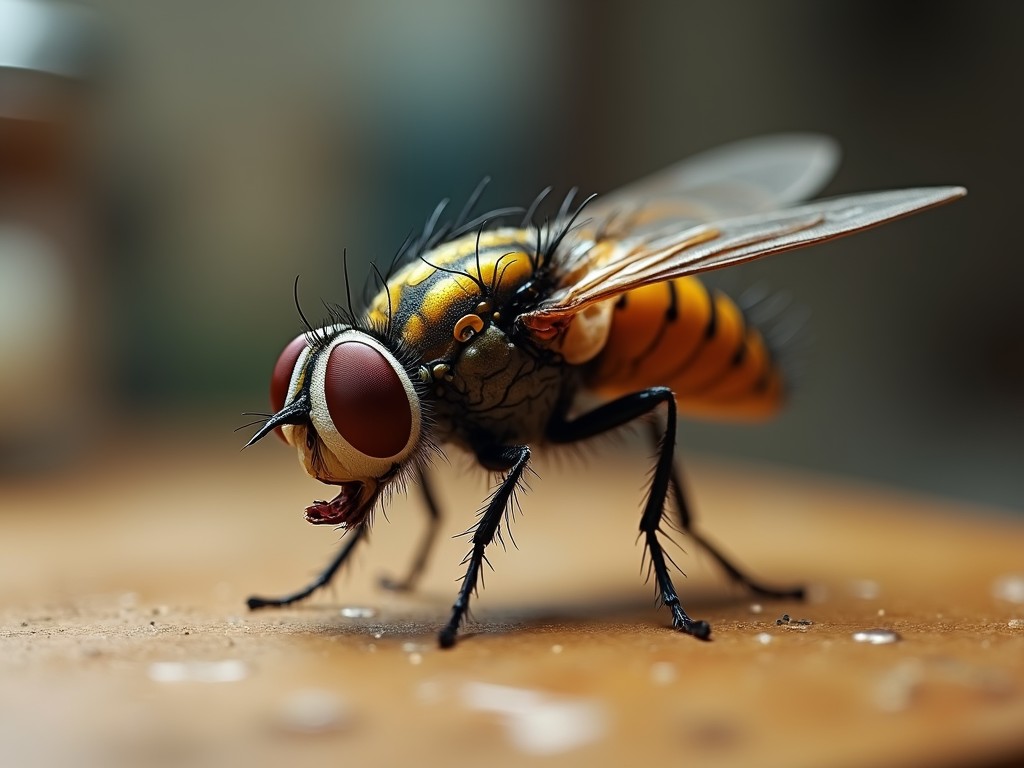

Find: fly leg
[652,422,805,600]
[380,466,442,592]
[547,387,711,640]
[438,444,530,649]
[247,525,367,609]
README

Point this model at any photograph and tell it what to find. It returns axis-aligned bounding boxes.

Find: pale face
[258,327,422,528]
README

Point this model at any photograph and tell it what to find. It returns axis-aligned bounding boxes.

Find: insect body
[244,134,964,648]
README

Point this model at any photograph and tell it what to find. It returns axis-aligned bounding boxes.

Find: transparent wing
[522,186,966,336]
[584,133,841,238]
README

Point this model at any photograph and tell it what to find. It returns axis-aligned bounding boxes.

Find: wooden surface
[1,426,1023,768]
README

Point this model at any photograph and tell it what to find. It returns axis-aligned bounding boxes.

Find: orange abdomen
[584,277,784,420]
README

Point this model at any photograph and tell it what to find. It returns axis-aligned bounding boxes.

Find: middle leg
[547,386,711,639]
[651,422,805,600]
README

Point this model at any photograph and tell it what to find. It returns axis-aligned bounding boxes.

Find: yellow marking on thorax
[365,229,535,351]
[403,260,438,287]
[403,314,426,345]
[420,274,478,326]
[410,229,530,272]
[479,249,533,294]
[418,248,534,327]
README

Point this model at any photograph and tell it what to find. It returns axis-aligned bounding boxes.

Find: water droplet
[849,579,881,599]
[755,633,772,645]
[276,689,349,734]
[461,682,607,755]
[147,660,249,683]
[649,661,676,686]
[340,606,378,619]
[852,629,901,645]
[992,574,1024,604]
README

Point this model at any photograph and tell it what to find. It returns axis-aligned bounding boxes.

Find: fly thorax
[438,323,566,447]
[456,324,513,378]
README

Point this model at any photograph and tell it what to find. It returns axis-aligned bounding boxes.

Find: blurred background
[0,0,1020,511]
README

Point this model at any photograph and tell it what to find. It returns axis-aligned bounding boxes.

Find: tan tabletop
[1,426,1023,768]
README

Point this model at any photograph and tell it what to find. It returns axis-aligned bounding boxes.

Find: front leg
[247,524,368,610]
[547,387,711,640]
[438,444,530,649]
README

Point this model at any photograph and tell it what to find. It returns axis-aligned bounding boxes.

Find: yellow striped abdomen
[584,277,784,421]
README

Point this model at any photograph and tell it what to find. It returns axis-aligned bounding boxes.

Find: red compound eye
[324,341,412,459]
[270,334,308,442]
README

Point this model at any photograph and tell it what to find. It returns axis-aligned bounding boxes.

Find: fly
[242,134,964,648]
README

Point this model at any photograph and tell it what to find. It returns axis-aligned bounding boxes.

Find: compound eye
[324,341,412,459]
[270,334,308,441]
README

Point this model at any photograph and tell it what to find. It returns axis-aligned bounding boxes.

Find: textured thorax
[364,228,573,450]
[432,323,570,450]
[366,228,539,362]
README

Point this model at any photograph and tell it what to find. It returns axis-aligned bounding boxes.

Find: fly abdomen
[585,276,784,420]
